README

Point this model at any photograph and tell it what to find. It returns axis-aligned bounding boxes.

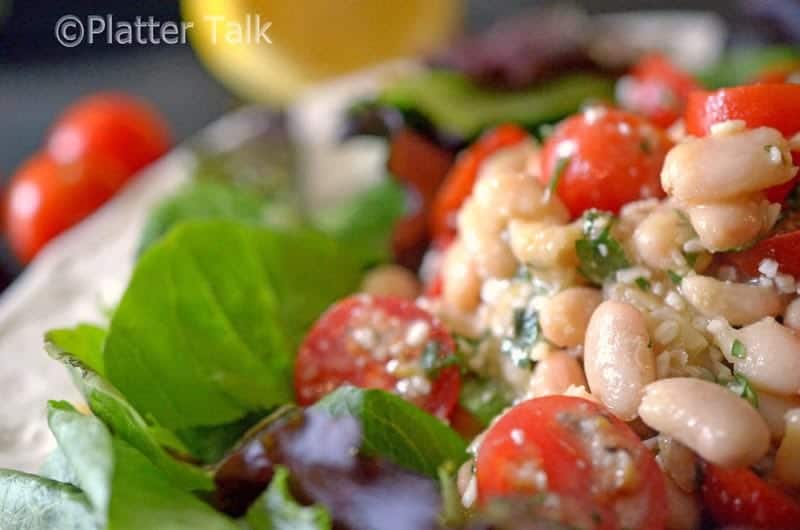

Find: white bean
[540,287,603,348]
[633,208,694,270]
[528,350,587,398]
[441,240,481,312]
[784,298,800,331]
[758,391,800,440]
[661,127,796,202]
[361,265,420,300]
[473,142,569,223]
[736,318,800,395]
[681,275,785,326]
[639,378,770,468]
[508,219,581,269]
[775,409,800,487]
[685,197,777,252]
[584,301,656,420]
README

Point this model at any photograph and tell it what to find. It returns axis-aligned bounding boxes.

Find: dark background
[0,0,795,283]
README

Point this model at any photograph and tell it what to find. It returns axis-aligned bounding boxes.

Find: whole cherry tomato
[5,152,128,263]
[47,92,171,175]
[476,396,667,530]
[294,295,460,419]
[702,464,800,530]
[620,53,700,128]
[539,108,671,218]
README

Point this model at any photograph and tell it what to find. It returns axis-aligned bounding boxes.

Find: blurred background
[0,0,797,286]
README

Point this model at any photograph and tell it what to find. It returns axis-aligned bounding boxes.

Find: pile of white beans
[361,121,800,530]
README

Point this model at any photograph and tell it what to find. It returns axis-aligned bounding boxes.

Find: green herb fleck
[421,342,462,377]
[731,339,747,359]
[538,123,556,140]
[635,277,651,291]
[667,270,683,285]
[575,210,630,285]
[728,374,759,408]
[548,156,571,195]
[684,251,699,268]
[501,306,540,369]
[640,139,652,154]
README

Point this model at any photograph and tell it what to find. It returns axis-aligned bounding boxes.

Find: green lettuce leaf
[316,387,468,478]
[46,324,107,377]
[44,344,212,492]
[246,466,332,530]
[104,220,363,437]
[0,470,98,530]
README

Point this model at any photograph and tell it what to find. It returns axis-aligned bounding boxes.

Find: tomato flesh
[5,152,128,263]
[722,230,800,279]
[476,396,667,530]
[539,108,671,218]
[430,124,528,240]
[294,295,460,419]
[47,92,171,175]
[621,53,700,128]
[702,464,800,530]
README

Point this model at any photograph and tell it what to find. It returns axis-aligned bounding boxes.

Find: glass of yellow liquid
[182,0,461,103]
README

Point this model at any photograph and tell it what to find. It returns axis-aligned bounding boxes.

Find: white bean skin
[528,350,587,397]
[775,409,800,487]
[685,197,775,252]
[661,127,796,202]
[441,240,481,312]
[584,301,656,420]
[633,208,694,270]
[540,287,603,348]
[360,265,420,300]
[664,477,702,530]
[758,391,800,440]
[473,143,569,223]
[508,220,581,269]
[680,275,785,326]
[639,378,770,468]
[784,298,800,331]
[736,318,800,395]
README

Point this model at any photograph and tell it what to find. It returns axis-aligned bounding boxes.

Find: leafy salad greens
[0,166,473,530]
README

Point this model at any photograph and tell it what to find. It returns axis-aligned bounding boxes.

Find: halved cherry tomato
[5,152,129,263]
[476,396,666,530]
[539,108,671,218]
[430,124,528,240]
[47,92,172,175]
[685,84,800,138]
[620,53,700,128]
[294,295,460,419]
[702,464,800,529]
[722,229,800,278]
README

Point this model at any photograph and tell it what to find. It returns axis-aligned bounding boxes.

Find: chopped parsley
[640,138,652,154]
[667,270,683,285]
[548,156,572,195]
[635,277,652,291]
[728,373,759,408]
[575,210,630,285]
[683,251,699,268]
[421,341,462,377]
[731,339,747,359]
[501,306,540,369]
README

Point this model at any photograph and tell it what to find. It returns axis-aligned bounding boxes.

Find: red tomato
[430,124,529,240]
[387,129,455,270]
[5,152,128,263]
[476,396,667,530]
[539,108,671,218]
[294,295,460,419]
[621,54,700,128]
[47,92,171,176]
[722,230,800,278]
[702,464,800,529]
[685,84,800,138]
